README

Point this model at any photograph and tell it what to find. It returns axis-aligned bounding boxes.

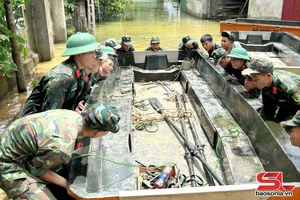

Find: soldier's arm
[39,170,68,189]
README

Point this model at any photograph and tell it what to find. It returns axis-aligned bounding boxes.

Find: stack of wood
[214,1,248,20]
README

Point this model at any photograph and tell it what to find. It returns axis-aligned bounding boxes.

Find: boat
[219,18,300,38]
[68,31,300,200]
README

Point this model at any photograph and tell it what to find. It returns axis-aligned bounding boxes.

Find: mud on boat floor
[131,81,222,187]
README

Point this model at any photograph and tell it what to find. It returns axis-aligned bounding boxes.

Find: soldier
[19,32,99,117]
[200,34,221,57]
[105,38,121,53]
[178,35,199,51]
[242,57,300,122]
[226,47,251,85]
[221,31,241,53]
[0,103,121,199]
[145,36,164,51]
[280,110,300,147]
[211,48,235,75]
[117,36,135,52]
[242,70,261,98]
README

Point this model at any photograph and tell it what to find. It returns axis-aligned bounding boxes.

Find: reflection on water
[0,0,221,133]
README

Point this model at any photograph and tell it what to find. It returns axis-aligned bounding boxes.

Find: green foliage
[64,0,76,18]
[0,0,28,78]
[96,0,130,22]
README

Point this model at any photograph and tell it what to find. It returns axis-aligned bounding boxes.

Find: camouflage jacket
[0,110,82,179]
[19,57,92,117]
[207,42,222,57]
[262,70,300,112]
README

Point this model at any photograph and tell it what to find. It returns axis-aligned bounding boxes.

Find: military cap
[242,57,274,75]
[82,103,121,133]
[182,35,193,45]
[62,32,98,57]
[281,110,300,127]
[122,36,132,46]
[105,38,121,49]
[221,31,235,42]
[211,48,227,64]
[151,36,160,44]
[227,47,251,61]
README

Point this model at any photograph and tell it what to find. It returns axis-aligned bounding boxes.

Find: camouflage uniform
[0,110,82,199]
[19,57,91,117]
[262,70,300,121]
[207,42,222,57]
[244,58,300,121]
[19,32,99,118]
[0,103,120,199]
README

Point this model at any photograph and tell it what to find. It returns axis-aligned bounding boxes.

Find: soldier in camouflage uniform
[227,47,251,85]
[221,31,241,53]
[243,57,300,122]
[178,35,199,51]
[200,34,222,57]
[19,32,99,118]
[117,36,135,52]
[241,69,261,98]
[105,38,121,52]
[280,110,300,147]
[145,37,164,52]
[0,103,121,199]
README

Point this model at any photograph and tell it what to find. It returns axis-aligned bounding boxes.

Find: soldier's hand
[75,100,85,113]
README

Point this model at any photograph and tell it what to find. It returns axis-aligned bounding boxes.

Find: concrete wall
[24,0,54,61]
[49,0,67,43]
[248,0,284,20]
[185,0,210,19]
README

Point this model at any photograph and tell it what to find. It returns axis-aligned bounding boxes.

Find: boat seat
[245,34,263,44]
[144,55,168,70]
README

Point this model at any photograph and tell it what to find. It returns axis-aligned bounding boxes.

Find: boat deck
[68,33,300,199]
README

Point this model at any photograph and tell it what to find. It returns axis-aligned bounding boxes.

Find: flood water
[0,0,222,133]
[96,0,221,50]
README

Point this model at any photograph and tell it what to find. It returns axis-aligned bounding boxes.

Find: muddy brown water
[0,1,221,134]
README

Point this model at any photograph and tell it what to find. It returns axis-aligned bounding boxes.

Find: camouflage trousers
[0,164,56,200]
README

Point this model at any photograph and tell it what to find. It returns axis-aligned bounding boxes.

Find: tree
[1,0,28,92]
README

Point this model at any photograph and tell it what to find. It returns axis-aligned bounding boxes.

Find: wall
[248,0,284,20]
[184,0,210,19]
[24,0,54,61]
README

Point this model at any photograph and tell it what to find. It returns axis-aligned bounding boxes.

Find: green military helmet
[281,110,300,127]
[105,38,121,49]
[82,102,121,133]
[211,48,227,64]
[243,57,274,75]
[102,46,118,57]
[227,47,251,61]
[61,32,98,57]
